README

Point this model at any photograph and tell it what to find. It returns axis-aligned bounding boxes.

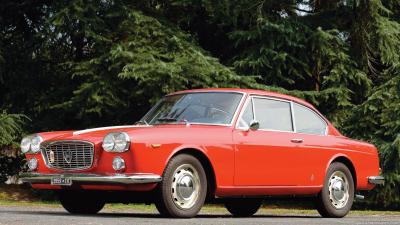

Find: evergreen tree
[47,0,259,128]
[0,0,399,208]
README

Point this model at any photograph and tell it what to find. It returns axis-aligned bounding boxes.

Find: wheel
[155,154,207,218]
[316,162,354,218]
[224,198,262,217]
[57,190,105,214]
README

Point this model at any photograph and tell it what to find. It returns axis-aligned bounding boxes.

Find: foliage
[51,3,259,128]
[343,71,400,208]
[0,156,25,184]
[0,113,26,147]
[0,112,27,183]
[0,0,260,129]
[0,0,399,208]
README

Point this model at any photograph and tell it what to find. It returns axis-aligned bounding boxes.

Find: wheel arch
[329,155,357,188]
[166,147,217,201]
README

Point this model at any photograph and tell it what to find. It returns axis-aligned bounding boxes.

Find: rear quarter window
[293,103,327,135]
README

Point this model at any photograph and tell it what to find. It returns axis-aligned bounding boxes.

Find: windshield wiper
[156,117,178,122]
[135,119,149,125]
[156,117,191,126]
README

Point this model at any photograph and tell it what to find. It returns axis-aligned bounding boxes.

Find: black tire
[58,190,105,214]
[224,198,262,217]
[155,154,207,218]
[316,162,354,218]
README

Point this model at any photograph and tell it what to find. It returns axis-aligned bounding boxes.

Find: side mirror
[244,120,259,131]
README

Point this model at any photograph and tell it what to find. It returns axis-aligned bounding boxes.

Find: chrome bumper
[20,173,162,185]
[368,176,385,185]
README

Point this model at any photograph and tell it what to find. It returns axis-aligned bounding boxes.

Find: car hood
[39,125,152,144]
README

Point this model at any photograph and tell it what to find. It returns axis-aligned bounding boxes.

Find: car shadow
[1,210,321,219]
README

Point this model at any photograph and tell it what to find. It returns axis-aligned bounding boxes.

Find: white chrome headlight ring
[20,134,43,154]
[102,132,130,153]
[27,157,38,171]
[30,135,43,153]
[20,136,31,154]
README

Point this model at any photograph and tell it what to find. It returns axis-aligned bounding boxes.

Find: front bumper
[368,176,385,185]
[20,173,162,185]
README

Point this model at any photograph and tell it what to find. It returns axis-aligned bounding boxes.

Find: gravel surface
[0,205,399,225]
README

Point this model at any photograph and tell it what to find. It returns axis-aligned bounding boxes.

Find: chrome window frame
[236,96,254,129]
[251,96,295,133]
[291,102,328,136]
[235,95,328,136]
[140,91,246,127]
[236,95,255,129]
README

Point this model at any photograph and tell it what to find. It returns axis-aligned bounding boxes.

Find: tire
[316,162,354,218]
[224,198,262,217]
[155,154,207,218]
[58,190,105,214]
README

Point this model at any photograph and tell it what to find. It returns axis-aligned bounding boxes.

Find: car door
[233,96,309,186]
[288,102,331,186]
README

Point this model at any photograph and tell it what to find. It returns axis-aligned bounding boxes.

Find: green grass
[0,185,398,216]
[0,200,399,216]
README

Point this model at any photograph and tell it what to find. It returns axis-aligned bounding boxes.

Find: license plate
[51,177,72,186]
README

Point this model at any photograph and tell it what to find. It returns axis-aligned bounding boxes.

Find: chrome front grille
[41,141,94,170]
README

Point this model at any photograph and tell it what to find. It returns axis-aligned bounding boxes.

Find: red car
[20,88,383,218]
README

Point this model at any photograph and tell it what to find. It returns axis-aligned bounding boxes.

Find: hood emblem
[63,150,73,164]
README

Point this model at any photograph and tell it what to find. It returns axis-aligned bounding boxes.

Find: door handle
[291,138,303,143]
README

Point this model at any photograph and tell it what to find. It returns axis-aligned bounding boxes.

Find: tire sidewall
[159,154,207,218]
[321,162,355,217]
[58,190,105,214]
[224,198,262,217]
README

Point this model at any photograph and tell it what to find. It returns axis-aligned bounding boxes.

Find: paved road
[0,205,399,225]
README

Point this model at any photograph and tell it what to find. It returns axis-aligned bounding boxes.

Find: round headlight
[102,133,115,152]
[27,157,38,171]
[21,137,31,153]
[112,156,125,171]
[30,135,43,153]
[102,132,130,152]
[114,132,130,152]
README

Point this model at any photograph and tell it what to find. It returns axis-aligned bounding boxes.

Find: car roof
[169,88,317,110]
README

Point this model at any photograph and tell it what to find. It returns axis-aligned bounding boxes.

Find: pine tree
[0,0,399,208]
[142,0,400,208]
[46,0,260,128]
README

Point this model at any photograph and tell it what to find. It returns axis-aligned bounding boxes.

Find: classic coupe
[20,88,383,218]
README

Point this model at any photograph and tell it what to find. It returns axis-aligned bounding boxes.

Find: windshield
[142,92,243,125]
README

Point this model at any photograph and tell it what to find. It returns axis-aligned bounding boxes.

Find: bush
[0,155,25,183]
[0,112,27,183]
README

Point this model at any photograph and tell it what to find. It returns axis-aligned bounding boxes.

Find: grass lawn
[0,184,398,216]
[0,199,399,216]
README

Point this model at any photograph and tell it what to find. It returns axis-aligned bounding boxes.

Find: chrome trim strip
[290,102,297,132]
[368,176,385,185]
[73,125,148,135]
[355,194,365,200]
[251,96,256,123]
[20,173,162,184]
[230,93,247,127]
[236,95,253,129]
[166,90,247,96]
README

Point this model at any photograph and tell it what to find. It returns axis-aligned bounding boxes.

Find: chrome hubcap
[171,164,200,209]
[328,171,349,209]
